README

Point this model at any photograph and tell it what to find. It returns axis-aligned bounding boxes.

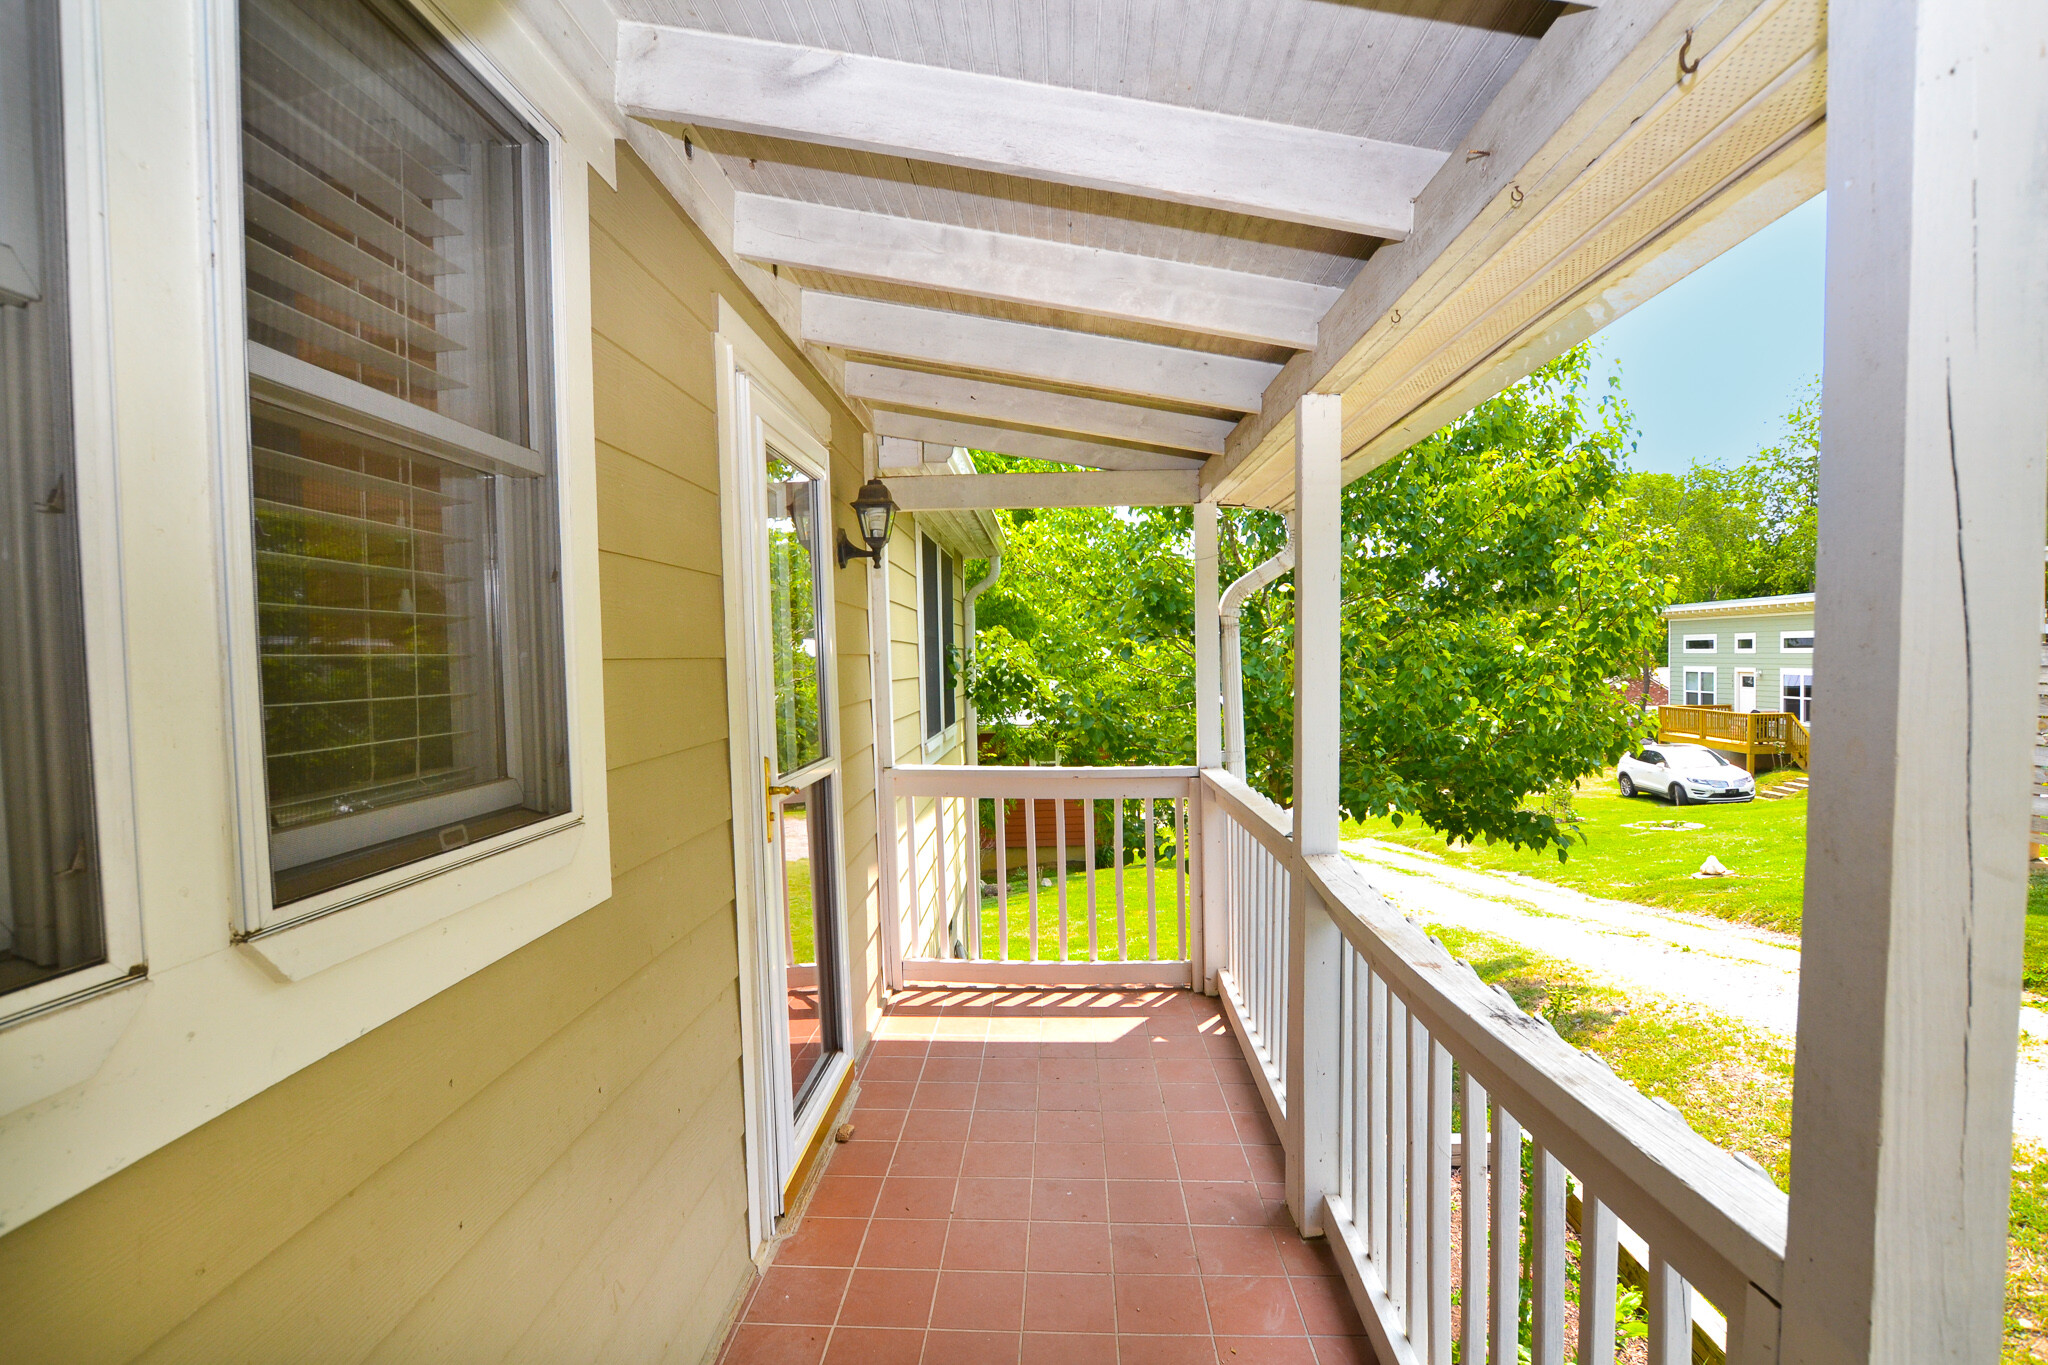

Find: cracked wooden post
[1781,2,2048,1360]
[1286,394,1344,1235]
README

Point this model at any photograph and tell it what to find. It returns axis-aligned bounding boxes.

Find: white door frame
[1734,669,1758,713]
[715,306,853,1253]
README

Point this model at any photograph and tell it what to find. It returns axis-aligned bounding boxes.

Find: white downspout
[1220,519,1294,782]
[962,553,1002,766]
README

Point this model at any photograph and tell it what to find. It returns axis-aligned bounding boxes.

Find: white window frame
[1683,667,1718,706]
[1734,633,1757,653]
[212,0,585,953]
[1,0,617,1239]
[917,528,962,759]
[1781,630,1816,653]
[1681,634,1717,653]
[1781,668,1814,722]
[0,0,147,1043]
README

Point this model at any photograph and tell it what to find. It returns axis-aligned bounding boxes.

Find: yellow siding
[0,147,877,1364]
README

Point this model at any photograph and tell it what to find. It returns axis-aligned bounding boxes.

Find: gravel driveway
[1342,835,2048,1144]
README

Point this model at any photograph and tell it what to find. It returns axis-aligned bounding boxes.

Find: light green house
[1664,592,1816,722]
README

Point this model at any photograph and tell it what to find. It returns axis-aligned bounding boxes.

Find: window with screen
[240,0,568,909]
[921,534,957,740]
[0,0,109,1002]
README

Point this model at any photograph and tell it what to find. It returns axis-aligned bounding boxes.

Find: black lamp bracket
[837,528,884,569]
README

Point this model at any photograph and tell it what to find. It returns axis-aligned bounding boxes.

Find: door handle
[765,758,799,841]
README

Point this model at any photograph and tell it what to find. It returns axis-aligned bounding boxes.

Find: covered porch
[723,988,1369,1364]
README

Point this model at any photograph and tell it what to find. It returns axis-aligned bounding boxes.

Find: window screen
[0,0,106,998]
[920,535,957,739]
[241,0,567,907]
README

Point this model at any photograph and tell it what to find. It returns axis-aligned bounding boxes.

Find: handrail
[1305,852,1788,1316]
[887,763,1197,798]
[1201,768,1292,862]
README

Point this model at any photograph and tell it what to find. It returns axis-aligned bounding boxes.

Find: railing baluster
[1368,968,1388,1275]
[1647,1251,1692,1365]
[1056,794,1069,962]
[1114,797,1127,961]
[1338,949,1358,1211]
[1387,992,1408,1315]
[1407,1011,1430,1358]
[971,797,984,959]
[1026,794,1039,961]
[1085,796,1098,962]
[1490,1102,1520,1365]
[1530,1143,1567,1365]
[1429,1039,1453,1365]
[995,798,1007,962]
[1576,1184,1619,1365]
[1175,793,1187,963]
[904,794,922,958]
[1461,1070,1488,1365]
[933,794,950,956]
[1144,795,1158,961]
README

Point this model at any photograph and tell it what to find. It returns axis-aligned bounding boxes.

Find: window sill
[237,816,584,982]
[921,721,963,762]
[0,971,150,1116]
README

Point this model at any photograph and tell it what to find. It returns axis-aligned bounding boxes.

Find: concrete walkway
[1341,836,2048,1144]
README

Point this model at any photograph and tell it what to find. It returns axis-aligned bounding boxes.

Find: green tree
[966,496,1197,766]
[1624,382,1819,602]
[969,345,1671,856]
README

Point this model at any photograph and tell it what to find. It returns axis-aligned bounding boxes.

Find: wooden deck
[1656,705,1809,772]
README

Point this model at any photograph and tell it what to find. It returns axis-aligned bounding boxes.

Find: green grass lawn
[1344,773,1810,935]
[978,862,1190,962]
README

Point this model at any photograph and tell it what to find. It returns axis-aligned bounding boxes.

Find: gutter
[963,552,1002,766]
[1220,518,1294,782]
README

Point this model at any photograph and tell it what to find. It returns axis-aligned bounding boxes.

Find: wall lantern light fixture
[837,477,898,567]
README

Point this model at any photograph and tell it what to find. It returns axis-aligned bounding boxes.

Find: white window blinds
[239,0,567,910]
[240,0,540,450]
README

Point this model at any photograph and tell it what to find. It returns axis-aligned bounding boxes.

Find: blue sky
[1588,193,1825,475]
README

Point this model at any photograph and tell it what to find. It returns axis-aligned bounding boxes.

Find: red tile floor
[718,987,1378,1365]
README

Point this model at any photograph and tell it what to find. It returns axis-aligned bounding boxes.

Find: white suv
[1618,743,1756,805]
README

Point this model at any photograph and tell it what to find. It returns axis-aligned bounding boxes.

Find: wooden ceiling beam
[802,294,1280,413]
[868,411,1202,474]
[1201,0,1824,508]
[845,363,1234,455]
[730,195,1339,349]
[885,470,1199,511]
[616,24,1447,239]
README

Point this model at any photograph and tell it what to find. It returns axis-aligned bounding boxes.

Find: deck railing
[1657,705,1810,770]
[875,759,1790,1362]
[1204,769,1292,1116]
[1198,771,1790,1365]
[881,765,1198,987]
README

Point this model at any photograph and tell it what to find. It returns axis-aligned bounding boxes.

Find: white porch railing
[1199,768,1789,1365]
[881,765,1198,987]
[875,760,1790,1362]
[1206,770,1291,1116]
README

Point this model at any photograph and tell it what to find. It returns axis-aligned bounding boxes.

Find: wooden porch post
[1781,4,2048,1361]
[1195,501,1224,991]
[1286,394,1344,1234]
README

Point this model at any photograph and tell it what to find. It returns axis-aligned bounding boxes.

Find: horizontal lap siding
[0,147,878,1364]
[1668,612,1816,711]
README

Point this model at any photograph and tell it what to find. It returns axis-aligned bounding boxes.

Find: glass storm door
[1735,670,1758,712]
[736,378,847,1209]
